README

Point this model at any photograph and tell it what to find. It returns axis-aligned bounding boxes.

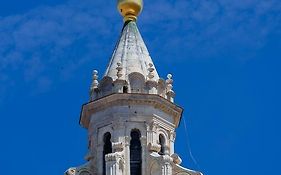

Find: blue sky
[0,0,280,174]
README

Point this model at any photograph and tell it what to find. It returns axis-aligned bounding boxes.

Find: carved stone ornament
[148,143,161,152]
[169,130,176,141]
[112,141,124,152]
[64,168,76,175]
[161,155,174,164]
[147,63,155,80]
[105,152,124,162]
[149,121,158,131]
[166,74,174,92]
[171,153,182,165]
[91,70,99,89]
[116,62,123,79]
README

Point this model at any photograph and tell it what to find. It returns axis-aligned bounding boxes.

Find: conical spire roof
[89,2,175,103]
[89,20,175,102]
[104,21,159,81]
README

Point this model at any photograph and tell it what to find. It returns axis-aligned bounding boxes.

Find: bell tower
[65,1,202,175]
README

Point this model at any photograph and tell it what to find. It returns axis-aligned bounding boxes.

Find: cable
[182,115,201,170]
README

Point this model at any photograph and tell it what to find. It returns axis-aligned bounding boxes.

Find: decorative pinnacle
[167,74,173,80]
[147,63,155,80]
[116,62,123,79]
[166,73,174,92]
[91,70,99,89]
[117,0,143,22]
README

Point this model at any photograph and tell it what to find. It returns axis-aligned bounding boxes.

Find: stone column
[146,123,153,145]
[140,136,147,175]
[161,155,173,175]
[106,153,121,175]
[169,131,176,155]
[163,163,172,175]
[150,121,157,145]
[124,136,130,175]
[147,122,161,153]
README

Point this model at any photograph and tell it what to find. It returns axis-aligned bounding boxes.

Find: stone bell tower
[65,0,202,175]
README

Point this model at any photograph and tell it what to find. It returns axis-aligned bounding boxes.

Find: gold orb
[117,0,143,21]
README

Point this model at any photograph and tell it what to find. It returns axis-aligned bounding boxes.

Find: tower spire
[117,0,143,22]
[65,1,203,175]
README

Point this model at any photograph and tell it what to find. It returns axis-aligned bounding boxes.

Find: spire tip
[117,0,143,22]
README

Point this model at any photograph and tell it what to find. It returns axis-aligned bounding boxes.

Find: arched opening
[130,129,142,175]
[159,134,165,155]
[103,132,112,175]
[129,73,145,93]
[123,86,128,93]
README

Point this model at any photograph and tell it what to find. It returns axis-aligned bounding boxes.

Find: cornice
[80,93,183,129]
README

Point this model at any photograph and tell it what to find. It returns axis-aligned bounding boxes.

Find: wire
[182,115,201,170]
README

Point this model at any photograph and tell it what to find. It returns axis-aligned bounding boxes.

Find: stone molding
[80,93,183,129]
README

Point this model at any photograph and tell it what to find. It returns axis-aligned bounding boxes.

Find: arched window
[103,132,112,175]
[123,86,128,93]
[130,129,142,175]
[159,134,165,155]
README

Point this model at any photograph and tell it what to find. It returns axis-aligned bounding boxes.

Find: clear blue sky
[0,0,280,174]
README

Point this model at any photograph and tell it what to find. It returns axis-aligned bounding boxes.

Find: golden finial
[117,0,143,22]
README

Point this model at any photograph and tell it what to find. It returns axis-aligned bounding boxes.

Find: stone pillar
[147,123,153,145]
[151,122,157,145]
[105,153,123,175]
[94,126,104,175]
[124,136,130,175]
[169,131,176,155]
[140,136,147,175]
[161,155,173,175]
[148,122,161,153]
